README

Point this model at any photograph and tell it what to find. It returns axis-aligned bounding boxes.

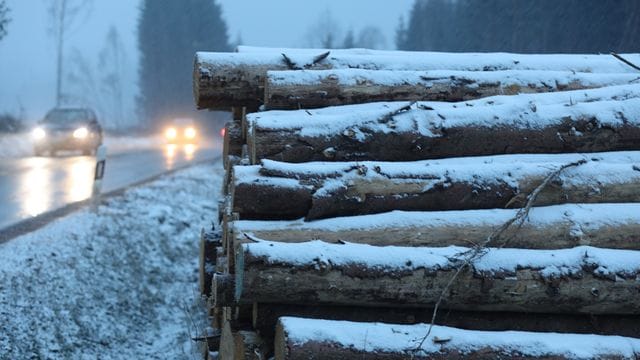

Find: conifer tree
[138,0,229,127]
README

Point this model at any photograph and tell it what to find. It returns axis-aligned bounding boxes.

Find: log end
[213,272,236,308]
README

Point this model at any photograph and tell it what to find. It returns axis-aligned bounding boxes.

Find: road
[0,141,221,230]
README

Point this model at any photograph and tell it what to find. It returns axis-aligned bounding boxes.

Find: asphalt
[0,145,220,244]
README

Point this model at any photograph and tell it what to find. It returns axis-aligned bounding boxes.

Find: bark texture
[249,99,640,163]
[264,69,638,110]
[232,157,640,220]
[230,204,640,250]
[193,51,640,110]
[253,303,640,342]
[233,247,640,314]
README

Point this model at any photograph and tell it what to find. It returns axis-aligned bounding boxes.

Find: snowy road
[0,140,221,230]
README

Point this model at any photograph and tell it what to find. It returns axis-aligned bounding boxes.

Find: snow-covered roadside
[0,161,224,359]
[0,133,34,158]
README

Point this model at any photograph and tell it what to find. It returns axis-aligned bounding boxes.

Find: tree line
[138,0,230,130]
[397,0,640,53]
[0,0,9,41]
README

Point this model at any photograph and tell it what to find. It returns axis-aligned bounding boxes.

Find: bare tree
[99,26,127,129]
[0,0,9,41]
[65,47,103,116]
[357,26,387,49]
[46,0,93,106]
[304,9,342,48]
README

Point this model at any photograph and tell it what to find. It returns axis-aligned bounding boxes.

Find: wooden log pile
[194,46,640,359]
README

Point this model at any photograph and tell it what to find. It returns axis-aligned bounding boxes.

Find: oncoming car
[164,118,199,144]
[32,108,103,156]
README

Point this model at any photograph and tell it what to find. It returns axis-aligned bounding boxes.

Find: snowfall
[0,160,224,359]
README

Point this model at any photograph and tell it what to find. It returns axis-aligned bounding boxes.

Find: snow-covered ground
[0,133,164,158]
[0,161,224,359]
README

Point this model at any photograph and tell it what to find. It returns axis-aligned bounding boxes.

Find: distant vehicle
[32,108,103,156]
[164,118,200,144]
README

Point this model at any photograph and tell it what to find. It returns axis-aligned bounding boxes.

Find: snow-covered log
[193,50,640,109]
[252,303,640,342]
[264,69,640,110]
[274,317,640,360]
[232,152,640,220]
[248,94,640,163]
[230,203,640,250]
[232,240,640,314]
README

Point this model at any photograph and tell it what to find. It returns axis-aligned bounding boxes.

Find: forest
[397,0,640,53]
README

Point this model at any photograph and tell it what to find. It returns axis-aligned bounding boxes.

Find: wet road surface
[0,142,220,230]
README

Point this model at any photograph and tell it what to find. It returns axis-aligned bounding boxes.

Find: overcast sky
[0,0,413,123]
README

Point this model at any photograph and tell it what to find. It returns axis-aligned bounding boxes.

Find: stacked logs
[196,47,640,359]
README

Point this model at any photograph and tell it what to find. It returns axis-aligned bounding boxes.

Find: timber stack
[195,46,640,359]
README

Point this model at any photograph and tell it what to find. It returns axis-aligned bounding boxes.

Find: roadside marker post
[91,145,107,210]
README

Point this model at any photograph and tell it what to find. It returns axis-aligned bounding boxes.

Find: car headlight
[32,127,46,140]
[73,127,88,139]
[165,127,177,139]
[184,127,196,139]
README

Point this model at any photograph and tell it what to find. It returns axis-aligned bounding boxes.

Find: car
[32,107,103,156]
[163,118,199,144]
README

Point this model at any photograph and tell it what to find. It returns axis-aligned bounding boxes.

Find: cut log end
[213,272,236,308]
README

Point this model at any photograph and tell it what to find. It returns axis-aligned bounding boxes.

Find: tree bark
[264,69,640,110]
[213,272,235,308]
[274,317,640,360]
[248,97,640,163]
[231,241,640,314]
[229,203,640,250]
[193,51,640,110]
[253,303,640,343]
[199,228,221,296]
[223,121,243,170]
[232,153,640,220]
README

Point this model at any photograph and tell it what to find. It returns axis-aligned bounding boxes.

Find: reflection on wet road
[0,143,220,229]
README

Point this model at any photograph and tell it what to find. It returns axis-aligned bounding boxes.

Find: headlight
[184,127,196,139]
[165,127,177,139]
[73,127,88,139]
[32,127,46,140]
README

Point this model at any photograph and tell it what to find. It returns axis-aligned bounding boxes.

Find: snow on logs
[193,50,640,110]
[263,69,640,110]
[274,317,640,360]
[247,88,640,163]
[252,303,640,341]
[230,203,640,250]
[231,152,640,220]
[225,240,640,314]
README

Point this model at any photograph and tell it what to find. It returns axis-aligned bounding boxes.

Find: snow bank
[0,161,224,359]
[103,135,164,155]
[280,317,640,359]
[0,132,34,158]
[0,134,164,158]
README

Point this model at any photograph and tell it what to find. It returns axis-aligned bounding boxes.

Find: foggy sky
[0,0,412,124]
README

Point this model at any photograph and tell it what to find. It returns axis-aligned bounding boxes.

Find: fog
[0,0,412,127]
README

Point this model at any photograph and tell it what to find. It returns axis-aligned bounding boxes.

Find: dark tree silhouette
[0,0,9,41]
[138,0,230,128]
[397,0,640,54]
